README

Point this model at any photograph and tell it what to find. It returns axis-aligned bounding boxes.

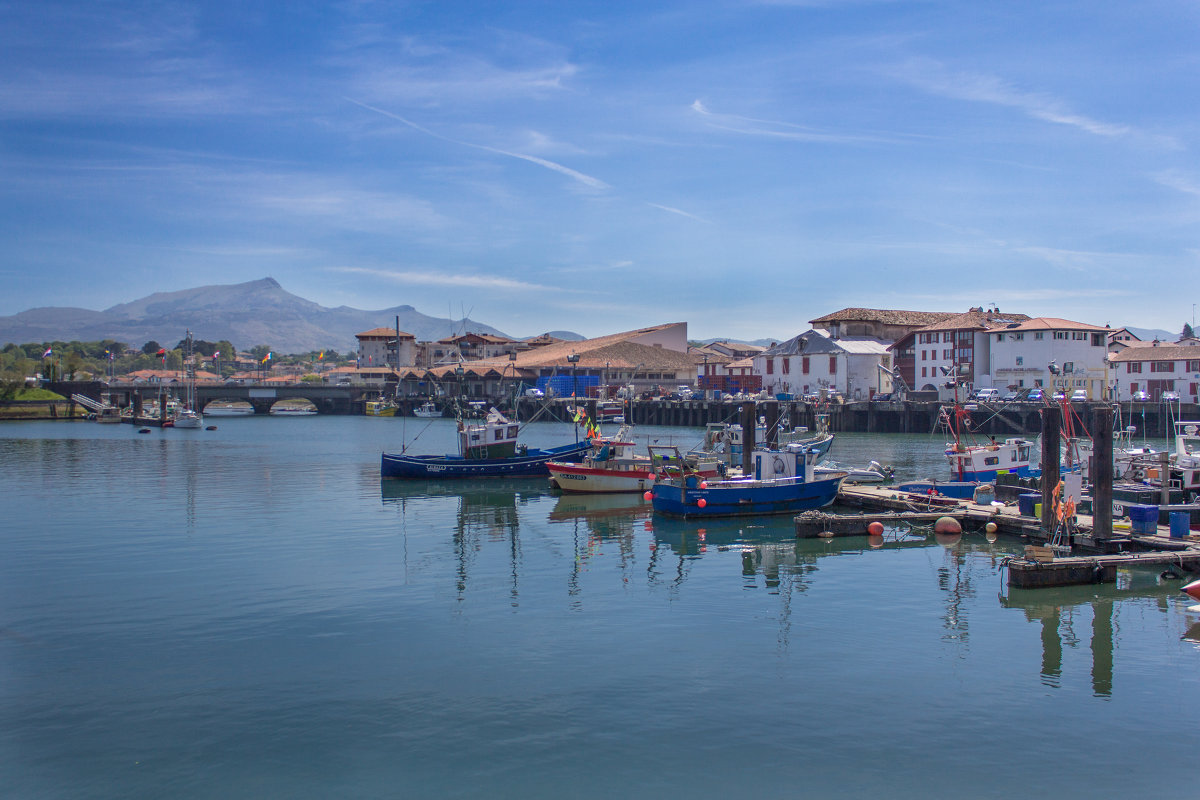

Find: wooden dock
[808,484,1200,587]
[1005,550,1200,588]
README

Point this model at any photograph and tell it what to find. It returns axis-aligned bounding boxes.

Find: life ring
[772,456,786,473]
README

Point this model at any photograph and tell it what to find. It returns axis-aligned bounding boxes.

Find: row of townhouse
[694,308,1191,404]
[353,329,563,373]
[894,312,1113,399]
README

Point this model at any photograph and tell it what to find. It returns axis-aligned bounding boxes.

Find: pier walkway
[802,484,1200,588]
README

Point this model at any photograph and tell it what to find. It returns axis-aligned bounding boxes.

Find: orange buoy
[643,491,652,501]
[867,521,884,536]
[699,481,708,489]
[697,498,707,508]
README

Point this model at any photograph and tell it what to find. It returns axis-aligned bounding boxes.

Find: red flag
[155,348,166,356]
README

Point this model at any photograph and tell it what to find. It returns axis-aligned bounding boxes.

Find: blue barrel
[1170,511,1190,539]
[1018,493,1040,517]
[1127,504,1158,535]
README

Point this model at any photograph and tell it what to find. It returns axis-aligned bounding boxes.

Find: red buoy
[643,491,652,501]
[697,498,707,508]
[1184,579,1200,602]
[867,521,884,536]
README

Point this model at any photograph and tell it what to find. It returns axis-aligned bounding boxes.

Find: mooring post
[1040,404,1062,534]
[1090,405,1113,540]
[764,401,779,450]
[740,401,756,477]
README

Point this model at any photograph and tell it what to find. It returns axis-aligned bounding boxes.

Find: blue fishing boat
[381,406,590,479]
[650,443,847,518]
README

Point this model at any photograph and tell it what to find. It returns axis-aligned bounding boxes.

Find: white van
[972,388,1001,401]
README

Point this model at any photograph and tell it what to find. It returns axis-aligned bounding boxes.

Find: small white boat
[204,403,255,416]
[816,459,894,484]
[172,408,203,429]
[94,405,123,424]
[413,401,443,418]
[270,406,316,416]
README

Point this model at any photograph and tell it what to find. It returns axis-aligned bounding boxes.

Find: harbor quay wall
[38,381,1194,435]
[512,398,1193,438]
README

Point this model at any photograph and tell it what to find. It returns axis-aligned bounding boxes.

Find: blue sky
[3,1,1198,341]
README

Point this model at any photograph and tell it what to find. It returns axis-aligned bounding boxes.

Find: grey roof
[764,331,889,357]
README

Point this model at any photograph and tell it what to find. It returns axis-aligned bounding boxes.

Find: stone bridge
[59,380,367,415]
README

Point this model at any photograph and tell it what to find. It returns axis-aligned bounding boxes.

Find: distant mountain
[0,277,511,354]
[540,330,585,342]
[1126,327,1177,342]
[694,336,780,347]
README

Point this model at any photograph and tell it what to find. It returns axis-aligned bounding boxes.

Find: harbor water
[2,417,1198,798]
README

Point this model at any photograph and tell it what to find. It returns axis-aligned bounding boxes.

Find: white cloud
[891,58,1180,148]
[345,98,610,190]
[690,99,892,144]
[332,266,564,292]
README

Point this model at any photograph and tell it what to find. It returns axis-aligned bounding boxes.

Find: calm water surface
[2,417,1197,799]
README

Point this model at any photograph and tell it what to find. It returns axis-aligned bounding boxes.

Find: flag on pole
[318,351,324,361]
[261,352,272,363]
[42,347,52,358]
[213,350,220,359]
[155,348,166,356]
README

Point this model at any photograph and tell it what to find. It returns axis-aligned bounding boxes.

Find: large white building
[989,317,1111,398]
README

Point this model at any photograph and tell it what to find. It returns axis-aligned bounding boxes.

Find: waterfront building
[690,341,765,394]
[989,317,1111,399]
[355,327,416,369]
[396,323,692,399]
[891,308,1031,396]
[755,331,891,400]
[1108,339,1200,401]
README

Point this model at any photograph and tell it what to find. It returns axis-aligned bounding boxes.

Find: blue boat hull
[896,480,983,499]
[381,440,590,479]
[651,474,845,518]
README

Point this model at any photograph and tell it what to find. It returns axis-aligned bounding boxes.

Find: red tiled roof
[1110,344,1200,362]
[916,311,1032,332]
[810,308,956,326]
[356,327,415,339]
[1005,317,1110,332]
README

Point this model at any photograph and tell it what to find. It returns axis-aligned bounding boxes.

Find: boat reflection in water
[379,477,555,601]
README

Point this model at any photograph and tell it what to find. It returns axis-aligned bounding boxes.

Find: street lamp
[567,353,580,399]
[507,352,517,404]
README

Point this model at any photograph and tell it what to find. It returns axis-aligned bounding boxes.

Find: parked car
[1024,389,1044,402]
[870,392,894,402]
[1132,390,1150,402]
[972,388,1001,401]
[1001,390,1021,402]
[1162,390,1180,402]
[524,387,544,397]
[1070,389,1088,402]
[1051,390,1066,401]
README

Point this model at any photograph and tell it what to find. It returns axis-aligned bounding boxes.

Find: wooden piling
[1090,405,1113,540]
[1039,404,1061,534]
[740,401,755,477]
